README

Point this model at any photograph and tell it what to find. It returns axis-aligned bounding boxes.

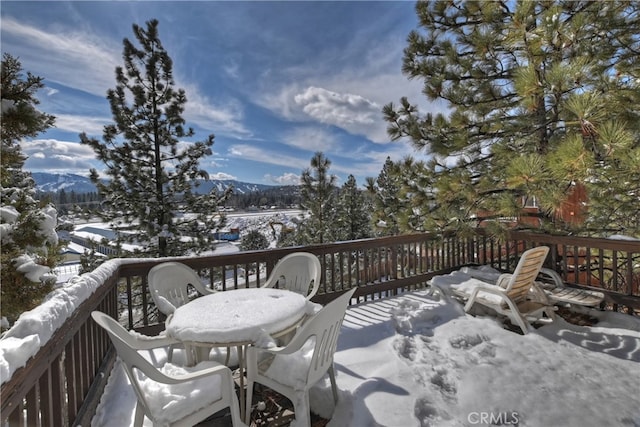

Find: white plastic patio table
[165,287,312,421]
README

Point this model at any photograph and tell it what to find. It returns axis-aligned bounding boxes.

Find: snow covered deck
[92,287,640,426]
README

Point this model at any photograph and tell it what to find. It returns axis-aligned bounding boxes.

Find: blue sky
[2,1,444,187]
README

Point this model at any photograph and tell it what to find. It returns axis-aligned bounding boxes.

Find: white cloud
[281,127,337,152]
[252,26,449,146]
[21,139,98,174]
[209,172,237,181]
[252,83,302,124]
[293,86,386,140]
[295,86,379,125]
[1,17,120,97]
[21,139,95,157]
[181,84,253,139]
[264,173,301,186]
[54,114,108,136]
[258,84,389,144]
[227,144,309,170]
[223,59,240,80]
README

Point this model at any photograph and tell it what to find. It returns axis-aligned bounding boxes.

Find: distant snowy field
[54,209,305,284]
[222,209,304,248]
[70,209,303,248]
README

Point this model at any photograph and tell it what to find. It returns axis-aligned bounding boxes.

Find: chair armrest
[464,284,532,318]
[538,268,565,288]
[261,274,279,289]
[496,273,512,289]
[191,281,216,296]
[167,362,231,382]
[128,330,181,350]
[247,341,302,357]
[466,284,506,299]
[529,282,553,305]
[155,295,177,315]
[147,360,232,385]
[248,319,318,357]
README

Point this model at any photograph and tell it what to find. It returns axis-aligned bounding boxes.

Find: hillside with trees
[37,180,301,216]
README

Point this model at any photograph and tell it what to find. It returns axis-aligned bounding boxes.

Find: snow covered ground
[92,270,640,427]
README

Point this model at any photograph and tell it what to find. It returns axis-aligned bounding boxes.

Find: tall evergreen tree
[80,20,230,257]
[297,152,338,244]
[365,157,406,236]
[336,174,371,241]
[1,54,60,325]
[384,1,640,236]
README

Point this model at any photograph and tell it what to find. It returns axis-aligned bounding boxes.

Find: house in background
[59,242,87,263]
[476,182,612,289]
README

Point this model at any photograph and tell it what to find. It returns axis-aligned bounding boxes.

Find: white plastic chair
[245,287,357,426]
[91,311,245,427]
[148,262,237,365]
[148,262,215,315]
[431,246,556,334]
[261,252,322,300]
[536,268,605,308]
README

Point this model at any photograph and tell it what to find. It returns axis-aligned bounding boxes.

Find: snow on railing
[0,257,149,385]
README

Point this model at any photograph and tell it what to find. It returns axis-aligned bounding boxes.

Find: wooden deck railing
[1,230,638,426]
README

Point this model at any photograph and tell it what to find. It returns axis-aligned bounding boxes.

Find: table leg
[184,344,196,366]
[237,344,246,422]
[195,346,210,363]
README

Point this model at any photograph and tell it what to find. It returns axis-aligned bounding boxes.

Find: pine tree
[336,175,371,241]
[80,20,230,257]
[366,157,406,236]
[1,54,60,325]
[384,1,640,236]
[240,229,269,251]
[296,152,338,244]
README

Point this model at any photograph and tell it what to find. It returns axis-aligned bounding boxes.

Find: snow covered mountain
[31,172,98,194]
[30,172,278,194]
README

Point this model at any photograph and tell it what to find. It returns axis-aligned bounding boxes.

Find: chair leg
[133,403,145,427]
[227,379,244,427]
[492,294,533,335]
[544,306,557,321]
[509,312,533,335]
[292,391,312,427]
[328,364,339,405]
[245,380,255,425]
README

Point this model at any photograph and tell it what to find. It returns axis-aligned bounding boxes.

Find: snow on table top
[165,287,317,346]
